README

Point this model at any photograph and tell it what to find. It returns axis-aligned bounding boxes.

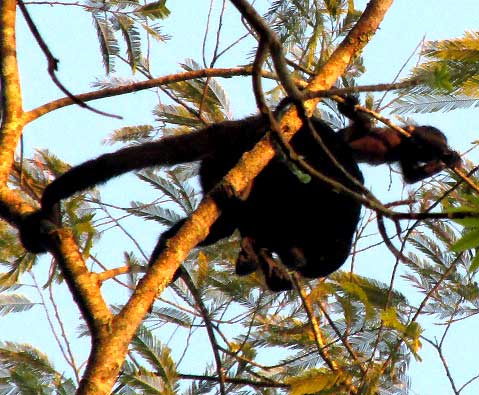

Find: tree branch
[0,0,27,184]
[24,67,260,121]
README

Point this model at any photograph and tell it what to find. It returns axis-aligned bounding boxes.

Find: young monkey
[337,97,461,182]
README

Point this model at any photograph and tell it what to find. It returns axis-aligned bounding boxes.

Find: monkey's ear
[19,211,55,253]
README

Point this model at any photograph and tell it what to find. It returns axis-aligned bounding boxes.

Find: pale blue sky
[3,1,479,394]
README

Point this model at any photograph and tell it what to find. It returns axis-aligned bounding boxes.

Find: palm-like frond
[137,169,197,215]
[116,15,142,71]
[92,11,120,73]
[392,31,479,113]
[0,294,35,315]
[86,1,170,71]
[391,93,479,114]
[149,306,192,327]
[128,201,183,226]
[129,327,178,393]
[0,342,76,394]
[154,104,206,129]
[104,125,156,144]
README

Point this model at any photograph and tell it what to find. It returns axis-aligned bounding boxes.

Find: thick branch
[0,2,113,371]
[49,230,112,332]
[24,67,259,121]
[306,0,394,97]
[0,0,26,184]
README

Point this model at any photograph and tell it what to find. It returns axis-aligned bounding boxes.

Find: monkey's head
[406,125,462,169]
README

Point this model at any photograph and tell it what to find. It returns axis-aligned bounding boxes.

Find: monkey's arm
[336,96,375,141]
[345,126,461,183]
[41,116,264,212]
[346,131,402,164]
[400,152,462,183]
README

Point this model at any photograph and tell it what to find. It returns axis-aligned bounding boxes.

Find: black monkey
[20,114,364,291]
[19,99,461,291]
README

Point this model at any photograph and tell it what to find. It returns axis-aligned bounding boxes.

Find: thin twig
[17,0,121,119]
[318,301,366,374]
[177,373,288,388]
[179,269,226,395]
[421,337,459,395]
[292,275,337,372]
[30,272,80,383]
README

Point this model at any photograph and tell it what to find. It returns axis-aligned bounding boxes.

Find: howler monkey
[19,99,461,291]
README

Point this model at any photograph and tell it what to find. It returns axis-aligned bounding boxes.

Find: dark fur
[19,99,461,291]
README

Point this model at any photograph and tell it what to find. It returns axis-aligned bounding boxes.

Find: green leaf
[105,125,155,144]
[92,12,119,73]
[404,322,423,356]
[432,64,454,91]
[450,228,479,252]
[135,0,170,20]
[381,307,405,331]
[131,327,177,393]
[452,216,479,228]
[116,15,142,71]
[341,280,374,320]
[0,342,74,393]
[286,369,344,395]
[469,251,479,272]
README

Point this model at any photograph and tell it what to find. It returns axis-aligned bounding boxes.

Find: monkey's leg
[257,249,293,291]
[235,236,261,275]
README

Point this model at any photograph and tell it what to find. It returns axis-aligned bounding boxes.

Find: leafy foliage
[392,31,479,113]
[265,0,364,78]
[3,1,479,395]
[88,0,170,72]
[118,327,179,395]
[0,293,35,315]
[0,342,76,394]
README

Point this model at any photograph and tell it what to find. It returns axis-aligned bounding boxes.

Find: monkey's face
[409,126,462,168]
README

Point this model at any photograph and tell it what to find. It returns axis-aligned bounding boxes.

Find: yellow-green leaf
[286,369,342,395]
[451,228,479,252]
[381,307,405,332]
[469,251,479,272]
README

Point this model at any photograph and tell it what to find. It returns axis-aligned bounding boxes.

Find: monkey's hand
[336,96,360,119]
[441,150,462,168]
[336,96,374,136]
